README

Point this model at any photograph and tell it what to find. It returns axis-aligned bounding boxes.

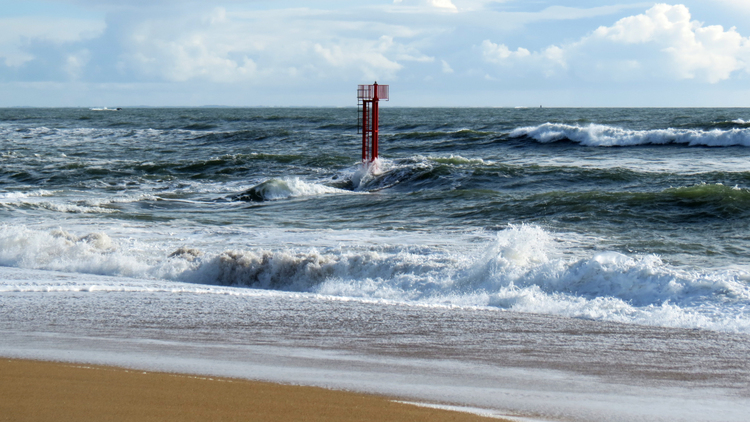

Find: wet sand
[0,358,507,422]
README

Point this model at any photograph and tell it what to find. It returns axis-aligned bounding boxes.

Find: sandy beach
[1,358,507,422]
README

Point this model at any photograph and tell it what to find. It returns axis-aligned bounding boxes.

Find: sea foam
[510,123,750,147]
[233,177,350,201]
[2,224,749,333]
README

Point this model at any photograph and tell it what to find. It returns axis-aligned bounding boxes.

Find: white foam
[82,193,159,207]
[35,201,118,214]
[0,190,56,201]
[0,186,223,214]
[0,193,117,213]
[429,154,491,165]
[0,225,190,279]
[0,126,191,153]
[350,156,467,191]
[394,401,521,420]
[510,123,750,147]
[1,224,748,333]
[243,177,350,201]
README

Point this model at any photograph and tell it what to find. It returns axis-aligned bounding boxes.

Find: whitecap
[2,224,749,333]
[510,123,750,147]
[234,177,349,201]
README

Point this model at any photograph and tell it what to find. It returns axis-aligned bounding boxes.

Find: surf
[510,122,750,147]
[3,223,749,333]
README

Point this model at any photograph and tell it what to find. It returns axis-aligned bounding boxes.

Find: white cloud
[482,3,750,83]
[482,41,530,61]
[713,0,750,15]
[0,16,104,67]
[313,36,404,81]
[482,41,566,78]
[63,49,91,79]
[393,0,458,11]
[430,0,458,11]
[121,10,260,83]
[0,1,655,87]
[441,59,454,73]
[3,1,750,106]
[114,7,431,83]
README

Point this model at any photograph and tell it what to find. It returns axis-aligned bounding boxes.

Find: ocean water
[2,107,750,421]
[2,107,750,331]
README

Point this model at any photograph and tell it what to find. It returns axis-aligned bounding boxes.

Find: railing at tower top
[357,84,389,101]
[357,84,389,135]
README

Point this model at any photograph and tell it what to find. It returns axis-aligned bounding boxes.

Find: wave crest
[510,123,750,147]
[351,155,490,192]
[232,177,348,202]
[3,224,749,332]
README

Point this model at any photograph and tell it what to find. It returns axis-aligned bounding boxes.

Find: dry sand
[1,358,509,422]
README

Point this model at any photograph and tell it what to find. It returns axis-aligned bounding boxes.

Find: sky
[1,0,750,107]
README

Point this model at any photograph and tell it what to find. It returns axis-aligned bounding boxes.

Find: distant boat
[89,107,122,111]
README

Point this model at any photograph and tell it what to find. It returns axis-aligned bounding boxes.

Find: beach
[1,358,507,422]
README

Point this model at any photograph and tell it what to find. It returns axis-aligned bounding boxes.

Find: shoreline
[3,269,749,422]
[1,358,512,422]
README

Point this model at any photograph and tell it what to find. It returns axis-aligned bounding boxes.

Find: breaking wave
[0,189,161,214]
[2,224,749,333]
[229,155,492,199]
[347,155,491,192]
[232,177,350,202]
[510,123,750,147]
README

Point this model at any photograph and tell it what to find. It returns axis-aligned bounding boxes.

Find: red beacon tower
[357,82,389,164]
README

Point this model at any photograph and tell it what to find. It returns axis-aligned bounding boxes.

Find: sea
[1,107,749,421]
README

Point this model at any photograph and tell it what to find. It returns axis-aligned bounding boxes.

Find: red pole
[361,100,368,162]
[372,82,379,161]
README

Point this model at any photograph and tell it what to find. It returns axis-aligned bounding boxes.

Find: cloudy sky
[1,0,750,107]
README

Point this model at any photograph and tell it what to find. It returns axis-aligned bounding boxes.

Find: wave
[82,193,160,207]
[229,155,492,200]
[665,183,750,202]
[0,200,118,214]
[189,128,292,144]
[2,224,749,333]
[533,182,750,202]
[232,177,351,202]
[704,119,750,129]
[182,123,218,131]
[0,189,159,214]
[429,155,491,166]
[347,155,493,192]
[0,227,148,277]
[519,183,750,221]
[390,129,495,141]
[0,190,56,201]
[133,153,307,178]
[26,202,118,214]
[510,123,750,147]
[669,118,750,130]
